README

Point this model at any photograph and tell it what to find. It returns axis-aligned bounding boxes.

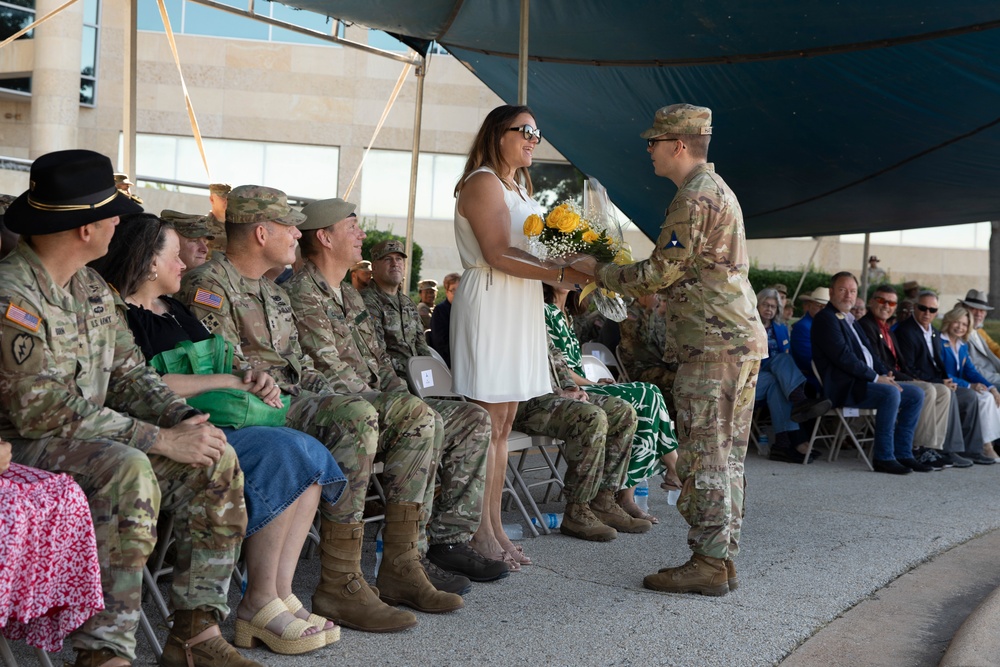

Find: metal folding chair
[806,361,876,470]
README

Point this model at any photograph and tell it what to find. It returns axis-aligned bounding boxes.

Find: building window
[80,0,99,105]
[360,150,466,220]
[125,133,340,201]
[0,0,34,42]
[137,0,344,45]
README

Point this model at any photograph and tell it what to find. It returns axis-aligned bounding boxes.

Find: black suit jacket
[857,313,915,381]
[811,303,886,407]
[893,316,947,383]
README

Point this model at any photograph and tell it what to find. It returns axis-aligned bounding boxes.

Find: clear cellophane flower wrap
[578,177,631,321]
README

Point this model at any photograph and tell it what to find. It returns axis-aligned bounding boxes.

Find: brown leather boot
[160,609,261,667]
[726,559,739,591]
[644,554,729,596]
[375,503,465,614]
[560,502,618,542]
[589,490,653,533]
[311,520,417,632]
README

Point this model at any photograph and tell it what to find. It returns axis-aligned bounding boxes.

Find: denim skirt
[224,426,346,536]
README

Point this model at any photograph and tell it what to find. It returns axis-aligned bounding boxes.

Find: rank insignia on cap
[665,231,685,249]
[5,303,41,332]
[193,288,224,310]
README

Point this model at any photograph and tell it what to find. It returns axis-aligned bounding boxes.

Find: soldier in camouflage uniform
[579,105,766,596]
[513,336,643,541]
[159,209,216,272]
[286,198,507,590]
[361,240,436,378]
[178,186,460,633]
[619,295,679,414]
[416,279,437,330]
[0,150,255,667]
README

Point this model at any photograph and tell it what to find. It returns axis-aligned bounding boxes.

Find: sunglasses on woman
[508,125,542,143]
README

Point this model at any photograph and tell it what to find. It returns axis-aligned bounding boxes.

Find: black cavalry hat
[4,149,143,234]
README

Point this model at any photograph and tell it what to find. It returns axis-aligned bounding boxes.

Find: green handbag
[150,335,290,428]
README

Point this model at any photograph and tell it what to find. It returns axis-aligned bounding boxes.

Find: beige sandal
[234,598,326,655]
[282,593,340,645]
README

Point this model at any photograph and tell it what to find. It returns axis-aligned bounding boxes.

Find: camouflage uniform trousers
[514,392,637,504]
[287,393,434,526]
[423,398,490,548]
[11,437,245,661]
[673,360,759,561]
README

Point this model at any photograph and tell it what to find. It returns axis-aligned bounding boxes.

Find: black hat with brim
[4,149,144,235]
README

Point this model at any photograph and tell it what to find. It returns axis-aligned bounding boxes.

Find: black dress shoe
[965,452,998,465]
[873,458,912,475]
[791,398,833,423]
[427,542,510,582]
[898,457,936,473]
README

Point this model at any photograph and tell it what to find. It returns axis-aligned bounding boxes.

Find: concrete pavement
[8,450,1000,667]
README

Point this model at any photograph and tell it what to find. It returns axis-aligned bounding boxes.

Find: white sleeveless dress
[450,167,552,403]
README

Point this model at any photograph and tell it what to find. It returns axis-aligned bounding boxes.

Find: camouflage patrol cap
[640,103,713,139]
[225,185,305,226]
[209,183,232,196]
[352,260,372,272]
[300,197,357,231]
[371,239,407,260]
[418,279,438,291]
[159,209,215,240]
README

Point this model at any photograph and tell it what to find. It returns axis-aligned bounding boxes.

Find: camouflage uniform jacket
[0,240,193,450]
[361,284,433,378]
[546,334,577,391]
[597,163,766,363]
[619,302,670,376]
[417,302,433,331]
[286,259,408,395]
[178,253,334,396]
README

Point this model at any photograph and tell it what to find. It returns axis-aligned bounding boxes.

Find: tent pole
[402,59,426,293]
[517,0,529,104]
[860,232,871,300]
[791,237,822,304]
[122,0,138,177]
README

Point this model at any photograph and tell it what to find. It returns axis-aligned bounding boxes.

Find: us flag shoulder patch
[193,288,224,310]
[5,303,41,332]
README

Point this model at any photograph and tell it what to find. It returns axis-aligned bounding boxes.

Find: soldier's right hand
[150,414,228,468]
[0,439,11,475]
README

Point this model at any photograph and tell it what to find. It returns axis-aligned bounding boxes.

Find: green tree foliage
[358,217,423,292]
[529,163,584,208]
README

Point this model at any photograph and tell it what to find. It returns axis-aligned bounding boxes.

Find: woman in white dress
[451,105,592,568]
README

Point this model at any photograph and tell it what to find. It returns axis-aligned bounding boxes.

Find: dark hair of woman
[454,104,536,198]
[565,289,586,317]
[90,212,172,298]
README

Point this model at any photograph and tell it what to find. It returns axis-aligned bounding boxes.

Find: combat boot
[589,490,653,533]
[312,519,417,632]
[376,502,465,613]
[560,502,617,542]
[644,553,729,596]
[73,648,129,667]
[726,559,739,591]
[160,609,262,667]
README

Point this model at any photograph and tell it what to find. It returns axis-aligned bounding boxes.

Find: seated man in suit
[811,272,927,474]
[858,285,972,468]
[894,290,993,465]
[958,289,1000,387]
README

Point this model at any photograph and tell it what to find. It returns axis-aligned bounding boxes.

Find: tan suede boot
[644,554,729,596]
[589,490,653,533]
[311,520,417,633]
[726,559,739,591]
[160,609,262,667]
[376,503,465,613]
[560,502,618,542]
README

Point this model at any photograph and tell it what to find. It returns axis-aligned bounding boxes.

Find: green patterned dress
[545,303,678,488]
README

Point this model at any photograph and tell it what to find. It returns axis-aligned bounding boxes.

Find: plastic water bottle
[530,513,563,530]
[666,488,680,506]
[635,479,650,514]
[502,523,524,540]
[756,432,770,457]
[373,527,384,577]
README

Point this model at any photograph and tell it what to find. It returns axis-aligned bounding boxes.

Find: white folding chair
[806,361,876,470]
[406,356,563,536]
[581,342,624,380]
[581,354,614,383]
